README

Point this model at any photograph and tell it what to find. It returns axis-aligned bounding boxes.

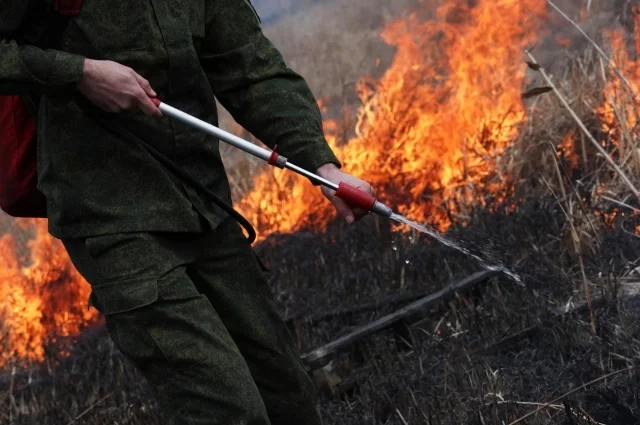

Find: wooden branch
[302,270,497,370]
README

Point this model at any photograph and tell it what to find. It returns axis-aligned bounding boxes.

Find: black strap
[90,113,258,245]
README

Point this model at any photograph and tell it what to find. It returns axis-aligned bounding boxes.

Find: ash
[3,199,637,424]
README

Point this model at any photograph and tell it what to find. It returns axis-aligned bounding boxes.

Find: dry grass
[2,1,640,424]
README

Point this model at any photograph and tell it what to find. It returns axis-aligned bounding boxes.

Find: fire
[236,0,549,239]
[591,7,640,235]
[552,7,640,235]
[556,35,572,48]
[0,219,98,368]
[595,24,640,161]
[557,131,580,171]
[2,1,639,368]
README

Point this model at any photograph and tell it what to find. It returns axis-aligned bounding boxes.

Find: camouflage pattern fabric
[1,0,340,423]
[62,218,322,424]
[0,0,341,238]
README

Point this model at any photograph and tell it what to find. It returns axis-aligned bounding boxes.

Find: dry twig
[65,392,113,425]
[547,142,601,247]
[541,175,596,334]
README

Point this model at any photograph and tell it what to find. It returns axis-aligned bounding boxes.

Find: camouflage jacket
[0,0,340,238]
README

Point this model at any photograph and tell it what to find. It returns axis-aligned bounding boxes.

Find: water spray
[151,99,393,218]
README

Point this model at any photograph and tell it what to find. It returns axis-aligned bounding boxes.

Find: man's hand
[76,59,162,118]
[317,163,375,224]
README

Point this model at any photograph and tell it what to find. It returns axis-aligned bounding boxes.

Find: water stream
[390,213,523,286]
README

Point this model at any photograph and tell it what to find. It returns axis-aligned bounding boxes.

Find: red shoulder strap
[54,0,83,16]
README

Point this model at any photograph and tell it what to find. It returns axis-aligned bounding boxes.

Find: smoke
[251,0,325,26]
[524,0,634,88]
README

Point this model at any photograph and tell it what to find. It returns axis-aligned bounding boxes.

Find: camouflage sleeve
[201,0,342,177]
[0,0,85,95]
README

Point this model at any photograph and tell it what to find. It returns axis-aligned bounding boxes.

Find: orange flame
[562,10,640,235]
[556,35,572,48]
[0,219,98,368]
[557,130,580,171]
[595,12,640,155]
[236,0,549,239]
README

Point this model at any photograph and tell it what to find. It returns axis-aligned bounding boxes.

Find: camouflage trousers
[62,218,321,425]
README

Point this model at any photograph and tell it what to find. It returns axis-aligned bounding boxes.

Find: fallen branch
[302,270,496,369]
[525,51,640,199]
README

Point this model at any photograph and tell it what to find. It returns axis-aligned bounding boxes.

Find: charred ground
[2,201,640,424]
[2,0,640,424]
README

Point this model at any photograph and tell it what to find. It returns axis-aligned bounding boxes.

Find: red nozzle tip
[151,98,161,107]
[334,182,376,211]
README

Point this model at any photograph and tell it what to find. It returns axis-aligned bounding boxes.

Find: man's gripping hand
[317,163,375,224]
[76,59,162,118]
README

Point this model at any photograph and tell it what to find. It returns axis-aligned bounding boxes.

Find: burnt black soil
[1,199,640,425]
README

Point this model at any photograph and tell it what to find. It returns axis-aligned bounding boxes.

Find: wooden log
[302,270,497,369]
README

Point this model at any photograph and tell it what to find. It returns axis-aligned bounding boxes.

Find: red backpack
[0,0,83,218]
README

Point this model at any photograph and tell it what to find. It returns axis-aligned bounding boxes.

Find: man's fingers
[362,183,375,196]
[347,183,373,220]
[318,167,375,225]
[132,75,161,117]
[353,208,369,220]
[332,197,356,224]
[135,89,162,117]
[133,72,157,97]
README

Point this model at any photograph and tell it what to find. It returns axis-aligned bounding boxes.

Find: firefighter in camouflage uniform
[0,0,375,423]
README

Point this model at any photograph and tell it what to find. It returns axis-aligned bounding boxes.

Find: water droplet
[392,246,398,251]
[405,259,411,265]
[408,235,413,241]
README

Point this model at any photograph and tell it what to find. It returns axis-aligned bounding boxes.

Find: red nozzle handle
[334,182,376,211]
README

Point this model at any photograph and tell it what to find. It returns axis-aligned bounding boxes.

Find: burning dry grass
[0,220,99,369]
[2,0,640,424]
[232,0,552,239]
